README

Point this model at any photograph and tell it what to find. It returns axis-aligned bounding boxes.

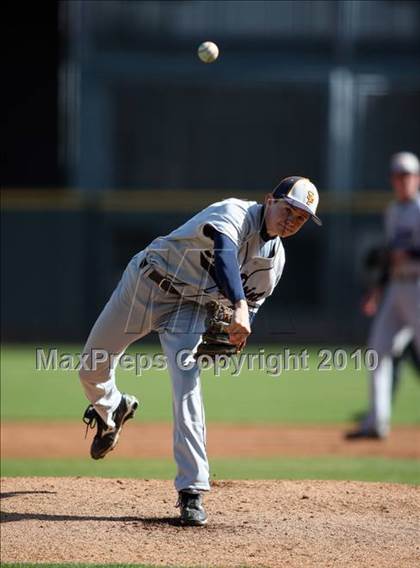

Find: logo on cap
[306,190,315,206]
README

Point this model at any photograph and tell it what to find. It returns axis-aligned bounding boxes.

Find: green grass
[2,456,419,484]
[1,344,419,424]
[2,344,419,485]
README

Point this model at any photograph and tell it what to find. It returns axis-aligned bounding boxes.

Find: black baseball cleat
[177,490,208,526]
[345,428,384,440]
[83,393,139,460]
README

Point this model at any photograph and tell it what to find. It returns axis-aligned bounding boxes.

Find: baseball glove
[195,300,241,360]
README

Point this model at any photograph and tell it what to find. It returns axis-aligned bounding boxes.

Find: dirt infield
[1,477,419,567]
[2,422,420,460]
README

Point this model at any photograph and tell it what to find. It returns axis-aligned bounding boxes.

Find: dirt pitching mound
[1,477,419,567]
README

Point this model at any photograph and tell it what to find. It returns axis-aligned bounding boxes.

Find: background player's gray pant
[364,280,420,436]
[79,253,210,492]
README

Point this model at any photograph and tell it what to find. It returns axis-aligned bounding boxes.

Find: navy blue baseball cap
[272,176,322,226]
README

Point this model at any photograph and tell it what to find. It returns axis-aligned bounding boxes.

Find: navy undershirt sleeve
[204,225,246,304]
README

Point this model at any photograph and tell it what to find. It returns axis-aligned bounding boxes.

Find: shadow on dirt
[0,510,185,526]
[0,491,57,500]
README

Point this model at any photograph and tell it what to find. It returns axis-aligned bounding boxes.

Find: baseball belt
[140,258,181,296]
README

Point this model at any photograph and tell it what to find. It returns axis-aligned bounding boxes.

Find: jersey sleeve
[198,199,252,247]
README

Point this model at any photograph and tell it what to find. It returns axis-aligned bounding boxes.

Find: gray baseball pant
[79,252,210,492]
[363,279,420,436]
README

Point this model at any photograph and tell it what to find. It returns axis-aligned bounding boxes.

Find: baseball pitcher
[79,176,322,525]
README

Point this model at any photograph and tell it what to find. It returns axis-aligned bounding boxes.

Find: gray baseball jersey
[143,198,286,313]
[385,193,420,278]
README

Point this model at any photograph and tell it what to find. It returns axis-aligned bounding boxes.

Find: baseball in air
[197,41,219,63]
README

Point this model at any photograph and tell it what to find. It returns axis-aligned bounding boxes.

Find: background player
[359,246,420,405]
[80,176,322,525]
[347,152,420,439]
